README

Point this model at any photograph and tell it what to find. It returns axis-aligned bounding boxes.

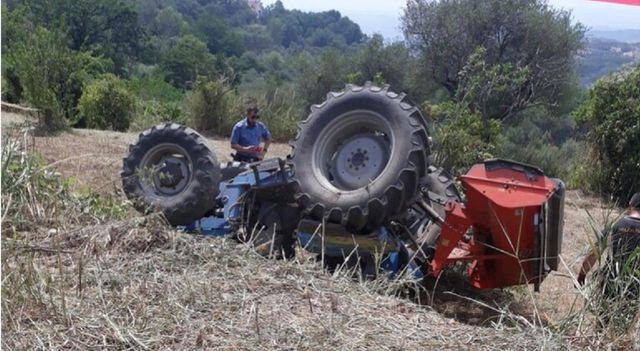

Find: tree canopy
[402,0,585,120]
[574,65,640,202]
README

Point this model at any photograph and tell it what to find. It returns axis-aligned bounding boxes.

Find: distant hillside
[576,37,640,86]
[588,29,640,43]
[133,0,365,53]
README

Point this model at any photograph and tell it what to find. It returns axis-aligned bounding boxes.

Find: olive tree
[402,0,585,120]
[574,65,640,202]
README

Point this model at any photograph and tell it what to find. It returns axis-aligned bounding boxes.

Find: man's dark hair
[247,106,259,114]
[630,192,640,209]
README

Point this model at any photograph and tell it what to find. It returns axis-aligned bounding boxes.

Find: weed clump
[1,127,128,232]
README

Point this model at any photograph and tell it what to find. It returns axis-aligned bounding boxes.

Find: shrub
[161,34,217,90]
[251,83,303,142]
[1,130,128,231]
[499,119,582,178]
[78,74,137,131]
[574,64,640,202]
[427,102,501,176]
[127,74,187,131]
[6,27,80,130]
[185,76,243,135]
[131,100,187,131]
[5,27,113,130]
[128,75,184,102]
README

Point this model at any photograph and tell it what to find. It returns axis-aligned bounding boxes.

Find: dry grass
[1,114,637,350]
[2,216,565,350]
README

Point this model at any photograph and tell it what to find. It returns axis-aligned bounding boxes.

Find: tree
[6,26,111,128]
[574,65,640,202]
[354,34,410,91]
[427,102,502,176]
[403,0,585,120]
[456,47,531,123]
[161,35,217,89]
[152,7,189,39]
[194,14,245,57]
[293,49,352,108]
[16,0,145,75]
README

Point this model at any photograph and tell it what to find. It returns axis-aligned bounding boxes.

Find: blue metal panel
[178,164,424,279]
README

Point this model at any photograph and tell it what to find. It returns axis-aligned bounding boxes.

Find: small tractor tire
[121,123,220,226]
[423,166,461,218]
[419,166,461,250]
[290,82,430,231]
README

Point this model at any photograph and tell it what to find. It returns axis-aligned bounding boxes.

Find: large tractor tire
[290,83,431,231]
[121,123,220,226]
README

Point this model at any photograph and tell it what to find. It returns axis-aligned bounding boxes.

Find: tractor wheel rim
[312,110,393,191]
[331,134,389,189]
[139,143,193,197]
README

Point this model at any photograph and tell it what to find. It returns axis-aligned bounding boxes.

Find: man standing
[230,106,272,162]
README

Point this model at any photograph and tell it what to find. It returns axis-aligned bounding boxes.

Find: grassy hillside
[577,37,640,86]
[2,116,638,349]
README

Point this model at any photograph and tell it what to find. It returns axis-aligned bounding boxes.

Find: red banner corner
[590,0,640,6]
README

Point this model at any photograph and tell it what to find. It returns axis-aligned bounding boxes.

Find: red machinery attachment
[430,159,565,290]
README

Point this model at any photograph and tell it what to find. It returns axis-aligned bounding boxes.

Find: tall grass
[1,127,128,232]
[574,209,640,346]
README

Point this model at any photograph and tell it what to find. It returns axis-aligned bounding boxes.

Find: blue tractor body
[181,158,424,279]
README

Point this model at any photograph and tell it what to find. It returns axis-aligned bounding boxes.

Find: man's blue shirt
[230,118,272,156]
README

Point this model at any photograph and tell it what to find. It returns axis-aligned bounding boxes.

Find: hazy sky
[262,0,640,39]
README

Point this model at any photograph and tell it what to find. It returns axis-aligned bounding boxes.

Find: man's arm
[231,143,254,153]
[261,124,272,156]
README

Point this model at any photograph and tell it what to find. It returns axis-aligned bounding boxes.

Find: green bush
[127,74,187,131]
[128,75,184,102]
[251,84,303,142]
[6,27,111,130]
[185,76,243,135]
[185,77,303,141]
[427,102,501,176]
[499,111,582,178]
[161,34,217,90]
[131,100,187,131]
[78,74,137,131]
[574,64,640,202]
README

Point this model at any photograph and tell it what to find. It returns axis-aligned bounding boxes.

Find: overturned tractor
[121,83,565,290]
